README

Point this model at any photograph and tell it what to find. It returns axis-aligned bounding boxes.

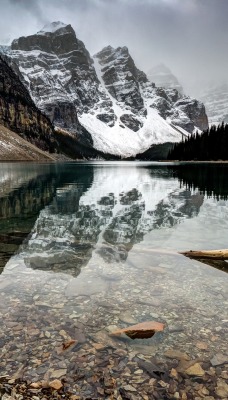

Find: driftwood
[180,249,228,260]
[180,249,228,272]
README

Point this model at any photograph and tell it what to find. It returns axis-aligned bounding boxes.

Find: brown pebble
[49,379,63,390]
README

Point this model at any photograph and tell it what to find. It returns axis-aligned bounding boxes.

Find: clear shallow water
[0,162,227,391]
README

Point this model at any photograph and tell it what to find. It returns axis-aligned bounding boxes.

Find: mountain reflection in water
[1,162,228,277]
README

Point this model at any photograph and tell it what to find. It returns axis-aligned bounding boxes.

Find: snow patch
[38,21,68,35]
[79,107,183,157]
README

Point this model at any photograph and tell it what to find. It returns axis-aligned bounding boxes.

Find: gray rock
[210,353,228,366]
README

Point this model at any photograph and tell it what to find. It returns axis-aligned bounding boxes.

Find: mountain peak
[5,24,208,157]
[147,63,183,95]
[37,21,68,35]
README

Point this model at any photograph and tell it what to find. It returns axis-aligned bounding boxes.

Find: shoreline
[0,352,227,399]
[1,159,228,164]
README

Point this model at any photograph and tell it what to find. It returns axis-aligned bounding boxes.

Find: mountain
[147,63,184,94]
[0,124,55,161]
[1,22,208,158]
[0,55,56,155]
[199,82,228,126]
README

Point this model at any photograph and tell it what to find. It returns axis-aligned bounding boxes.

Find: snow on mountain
[199,82,228,126]
[0,22,209,157]
[38,21,68,35]
[0,45,10,54]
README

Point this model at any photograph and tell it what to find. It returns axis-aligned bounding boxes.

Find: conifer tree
[168,123,228,160]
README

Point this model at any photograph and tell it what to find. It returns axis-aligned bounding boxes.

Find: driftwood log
[180,249,228,260]
[180,249,228,272]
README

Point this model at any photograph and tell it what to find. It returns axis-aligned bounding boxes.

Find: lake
[0,162,227,398]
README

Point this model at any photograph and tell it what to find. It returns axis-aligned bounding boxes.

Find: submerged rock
[111,321,165,339]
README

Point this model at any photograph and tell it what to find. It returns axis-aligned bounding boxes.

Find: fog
[0,0,228,95]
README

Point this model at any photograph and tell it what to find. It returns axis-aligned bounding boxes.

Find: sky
[0,0,227,95]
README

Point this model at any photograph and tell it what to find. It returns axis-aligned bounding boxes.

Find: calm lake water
[0,162,227,393]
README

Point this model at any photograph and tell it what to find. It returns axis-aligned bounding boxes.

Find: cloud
[8,0,46,22]
[0,0,227,95]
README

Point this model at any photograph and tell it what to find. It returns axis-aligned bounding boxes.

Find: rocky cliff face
[1,22,209,157]
[199,83,228,125]
[0,55,55,151]
[10,23,104,130]
[146,64,208,132]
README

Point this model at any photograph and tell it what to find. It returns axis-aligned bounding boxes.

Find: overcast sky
[0,0,227,95]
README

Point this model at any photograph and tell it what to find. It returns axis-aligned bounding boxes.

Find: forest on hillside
[168,123,228,160]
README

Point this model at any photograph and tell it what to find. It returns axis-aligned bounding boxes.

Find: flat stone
[215,379,228,398]
[134,369,143,374]
[49,379,63,390]
[30,382,42,388]
[2,395,14,400]
[93,342,106,350]
[210,353,228,366]
[50,369,67,379]
[185,363,205,376]
[123,384,137,392]
[106,324,118,333]
[198,387,209,396]
[111,320,165,339]
[216,388,228,398]
[138,360,164,377]
[169,326,184,333]
[170,368,178,379]
[164,349,190,361]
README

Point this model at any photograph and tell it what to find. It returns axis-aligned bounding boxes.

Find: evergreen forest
[168,123,228,160]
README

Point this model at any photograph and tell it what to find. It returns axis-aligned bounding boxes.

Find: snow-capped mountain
[199,82,228,126]
[1,22,208,157]
[147,63,184,95]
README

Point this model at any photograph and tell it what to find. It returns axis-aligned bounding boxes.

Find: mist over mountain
[0,0,227,96]
[147,64,184,95]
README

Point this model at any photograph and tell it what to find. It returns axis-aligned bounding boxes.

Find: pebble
[210,353,228,366]
[165,349,190,361]
[49,379,63,390]
[123,384,137,392]
[185,363,205,377]
[50,369,67,379]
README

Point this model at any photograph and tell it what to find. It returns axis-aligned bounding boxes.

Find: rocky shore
[0,250,227,400]
[0,349,227,399]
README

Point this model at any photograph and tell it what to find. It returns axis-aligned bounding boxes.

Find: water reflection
[0,163,94,272]
[1,162,228,276]
[172,163,228,200]
[0,163,228,276]
[3,165,207,277]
